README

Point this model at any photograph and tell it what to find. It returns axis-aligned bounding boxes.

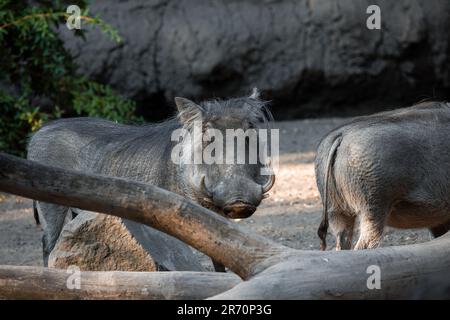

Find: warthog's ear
[249,87,260,100]
[175,97,204,125]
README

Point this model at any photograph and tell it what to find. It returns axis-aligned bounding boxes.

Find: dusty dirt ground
[0,118,431,268]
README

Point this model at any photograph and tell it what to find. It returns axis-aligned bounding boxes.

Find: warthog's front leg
[36,202,70,266]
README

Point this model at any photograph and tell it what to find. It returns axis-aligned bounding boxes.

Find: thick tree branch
[3,153,448,299]
[0,266,240,300]
[0,153,288,279]
[209,233,450,299]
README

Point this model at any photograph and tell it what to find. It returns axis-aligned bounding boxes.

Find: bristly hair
[199,95,273,128]
[176,93,272,130]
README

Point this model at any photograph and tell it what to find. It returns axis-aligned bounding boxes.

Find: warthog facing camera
[28,90,275,267]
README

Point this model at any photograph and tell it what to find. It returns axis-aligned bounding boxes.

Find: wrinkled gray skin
[315,101,450,251]
[27,91,274,268]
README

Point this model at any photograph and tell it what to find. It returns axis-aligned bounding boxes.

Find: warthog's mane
[201,96,272,126]
[177,96,272,130]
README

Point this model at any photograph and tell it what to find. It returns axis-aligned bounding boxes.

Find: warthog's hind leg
[354,207,388,250]
[330,211,355,250]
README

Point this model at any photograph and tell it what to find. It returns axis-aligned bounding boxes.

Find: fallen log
[1,152,450,299]
[0,265,240,300]
[0,152,288,280]
[210,233,450,299]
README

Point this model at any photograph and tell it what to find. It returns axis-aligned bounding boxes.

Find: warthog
[315,101,450,250]
[28,90,275,268]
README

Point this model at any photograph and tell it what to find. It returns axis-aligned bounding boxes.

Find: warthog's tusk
[262,173,275,194]
[200,175,213,198]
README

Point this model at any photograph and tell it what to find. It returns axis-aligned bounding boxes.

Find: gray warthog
[28,90,275,267]
[315,101,450,250]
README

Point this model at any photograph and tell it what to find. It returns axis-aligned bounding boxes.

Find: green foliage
[72,80,137,121]
[0,0,140,157]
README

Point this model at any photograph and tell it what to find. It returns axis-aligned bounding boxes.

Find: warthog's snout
[223,202,256,219]
[199,174,275,219]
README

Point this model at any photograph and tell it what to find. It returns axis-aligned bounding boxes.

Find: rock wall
[60,0,450,119]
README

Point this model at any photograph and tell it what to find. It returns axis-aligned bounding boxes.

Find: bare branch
[0,266,240,300]
[210,233,450,299]
[0,153,288,279]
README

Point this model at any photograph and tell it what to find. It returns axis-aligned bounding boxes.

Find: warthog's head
[173,89,276,219]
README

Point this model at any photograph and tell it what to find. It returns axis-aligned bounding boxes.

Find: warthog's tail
[317,134,342,251]
[33,201,40,225]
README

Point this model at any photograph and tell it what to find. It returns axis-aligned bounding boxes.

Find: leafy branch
[0,10,122,43]
[0,2,138,156]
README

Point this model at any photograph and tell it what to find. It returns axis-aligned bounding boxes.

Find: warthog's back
[27,117,178,186]
[315,101,450,250]
[333,102,450,202]
[28,118,130,171]
[317,102,450,173]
